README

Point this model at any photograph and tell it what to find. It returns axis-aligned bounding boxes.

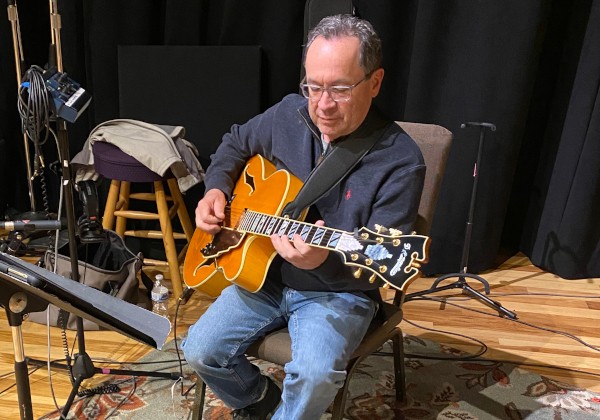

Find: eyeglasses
[300,76,369,103]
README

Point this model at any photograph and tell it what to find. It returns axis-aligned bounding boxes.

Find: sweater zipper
[297,108,330,165]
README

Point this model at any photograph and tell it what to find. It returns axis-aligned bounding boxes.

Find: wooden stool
[93,141,194,299]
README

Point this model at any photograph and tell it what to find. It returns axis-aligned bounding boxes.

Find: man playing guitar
[182,14,425,420]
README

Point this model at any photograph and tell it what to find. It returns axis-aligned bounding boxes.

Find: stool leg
[102,180,121,231]
[115,181,130,237]
[154,181,184,299]
[167,178,195,241]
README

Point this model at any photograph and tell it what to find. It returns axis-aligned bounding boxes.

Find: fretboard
[236,210,363,252]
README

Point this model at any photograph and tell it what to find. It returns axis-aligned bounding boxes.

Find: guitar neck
[236,209,363,252]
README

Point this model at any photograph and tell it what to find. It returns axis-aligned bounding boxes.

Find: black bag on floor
[27,230,142,330]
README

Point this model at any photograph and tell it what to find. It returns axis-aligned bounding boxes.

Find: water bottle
[151,274,169,319]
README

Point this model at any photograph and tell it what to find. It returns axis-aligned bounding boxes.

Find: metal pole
[7,0,37,211]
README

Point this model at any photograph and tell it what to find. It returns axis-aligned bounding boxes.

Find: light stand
[405,122,517,319]
[6,0,44,216]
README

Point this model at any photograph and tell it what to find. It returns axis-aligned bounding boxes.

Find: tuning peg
[354,268,362,278]
[381,283,390,289]
[365,258,373,266]
[389,228,403,237]
[368,273,377,283]
[375,224,388,234]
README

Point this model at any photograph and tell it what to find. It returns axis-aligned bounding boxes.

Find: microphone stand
[45,1,97,411]
[405,122,517,319]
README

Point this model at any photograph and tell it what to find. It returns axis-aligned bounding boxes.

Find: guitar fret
[327,231,342,247]
[242,211,254,232]
[265,216,277,235]
[271,217,281,235]
[239,211,251,231]
[250,213,262,233]
[277,219,290,236]
[310,227,325,245]
[256,214,268,234]
[300,224,311,241]
[287,221,301,239]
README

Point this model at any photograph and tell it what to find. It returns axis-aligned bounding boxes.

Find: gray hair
[304,14,383,75]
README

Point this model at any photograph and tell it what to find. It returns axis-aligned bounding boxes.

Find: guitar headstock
[337,226,430,292]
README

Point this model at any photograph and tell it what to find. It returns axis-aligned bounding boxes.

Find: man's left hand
[271,220,329,270]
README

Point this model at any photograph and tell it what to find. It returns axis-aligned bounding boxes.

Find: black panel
[118,46,262,169]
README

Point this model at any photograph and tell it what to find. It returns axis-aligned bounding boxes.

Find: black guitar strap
[283,108,390,219]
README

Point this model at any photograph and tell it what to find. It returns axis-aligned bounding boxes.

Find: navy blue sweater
[204,94,425,294]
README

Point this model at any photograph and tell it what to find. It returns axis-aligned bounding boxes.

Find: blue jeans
[181,280,377,419]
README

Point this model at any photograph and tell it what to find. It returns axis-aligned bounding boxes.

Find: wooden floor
[0,253,599,418]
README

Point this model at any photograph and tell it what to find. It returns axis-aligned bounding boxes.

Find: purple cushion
[93,142,171,182]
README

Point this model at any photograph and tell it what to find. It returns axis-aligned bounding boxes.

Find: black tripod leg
[59,352,95,415]
[26,358,181,380]
[14,359,33,420]
[62,375,85,417]
[460,283,518,319]
[405,273,517,319]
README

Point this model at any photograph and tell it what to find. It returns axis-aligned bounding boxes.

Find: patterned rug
[40,334,600,419]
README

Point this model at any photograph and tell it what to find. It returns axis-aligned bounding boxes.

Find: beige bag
[27,230,142,330]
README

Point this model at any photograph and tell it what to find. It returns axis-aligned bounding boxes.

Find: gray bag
[27,230,142,330]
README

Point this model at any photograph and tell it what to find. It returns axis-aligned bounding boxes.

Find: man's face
[304,35,384,142]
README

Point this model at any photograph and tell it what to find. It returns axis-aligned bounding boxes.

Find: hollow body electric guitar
[183,155,430,297]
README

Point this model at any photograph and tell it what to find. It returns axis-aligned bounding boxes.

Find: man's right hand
[195,188,227,234]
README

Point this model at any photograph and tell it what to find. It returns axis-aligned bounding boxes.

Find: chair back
[396,122,453,236]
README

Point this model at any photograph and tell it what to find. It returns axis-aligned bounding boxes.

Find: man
[182,14,425,419]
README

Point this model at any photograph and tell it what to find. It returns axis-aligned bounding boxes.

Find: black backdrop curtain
[1,0,598,279]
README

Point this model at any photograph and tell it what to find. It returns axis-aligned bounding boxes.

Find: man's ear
[370,68,385,97]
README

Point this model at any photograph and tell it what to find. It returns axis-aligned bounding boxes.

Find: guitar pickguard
[201,228,245,258]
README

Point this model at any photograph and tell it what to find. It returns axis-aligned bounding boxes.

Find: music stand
[0,252,174,420]
[405,122,517,319]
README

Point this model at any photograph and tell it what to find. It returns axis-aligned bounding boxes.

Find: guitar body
[183,155,305,297]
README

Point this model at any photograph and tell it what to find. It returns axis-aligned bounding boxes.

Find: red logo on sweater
[345,190,352,200]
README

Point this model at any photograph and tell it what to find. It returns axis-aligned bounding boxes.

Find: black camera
[77,180,104,243]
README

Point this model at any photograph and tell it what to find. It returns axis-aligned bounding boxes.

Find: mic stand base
[405,273,517,319]
[25,357,180,380]
[24,341,180,418]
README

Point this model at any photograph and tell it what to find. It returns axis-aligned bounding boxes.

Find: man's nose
[317,90,337,107]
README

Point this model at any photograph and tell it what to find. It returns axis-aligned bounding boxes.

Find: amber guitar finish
[183,155,430,297]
